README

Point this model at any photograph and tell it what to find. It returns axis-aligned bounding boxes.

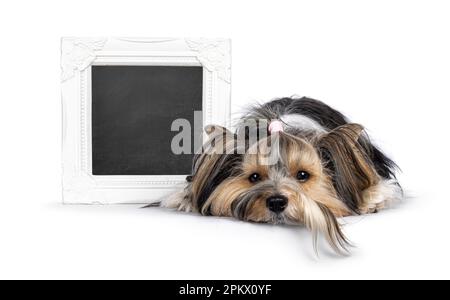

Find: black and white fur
[155,97,402,253]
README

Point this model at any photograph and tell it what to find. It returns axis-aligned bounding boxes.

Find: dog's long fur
[157,97,402,254]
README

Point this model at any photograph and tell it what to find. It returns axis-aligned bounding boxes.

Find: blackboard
[91,65,203,175]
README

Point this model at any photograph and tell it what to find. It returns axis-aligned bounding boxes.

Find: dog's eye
[248,173,261,183]
[296,171,310,182]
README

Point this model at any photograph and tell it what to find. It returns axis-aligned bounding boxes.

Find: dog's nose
[266,195,288,213]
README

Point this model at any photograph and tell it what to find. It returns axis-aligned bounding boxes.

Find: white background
[1,0,449,279]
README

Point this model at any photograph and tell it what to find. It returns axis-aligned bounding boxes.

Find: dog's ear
[190,125,242,214]
[316,123,379,212]
[204,124,233,137]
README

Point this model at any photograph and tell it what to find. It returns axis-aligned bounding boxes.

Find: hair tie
[268,120,284,134]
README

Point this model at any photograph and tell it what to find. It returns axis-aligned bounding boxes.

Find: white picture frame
[61,37,231,204]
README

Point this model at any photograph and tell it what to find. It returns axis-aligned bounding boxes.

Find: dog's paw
[360,179,403,214]
[161,189,194,213]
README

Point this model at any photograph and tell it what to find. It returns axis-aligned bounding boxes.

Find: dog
[154,97,402,254]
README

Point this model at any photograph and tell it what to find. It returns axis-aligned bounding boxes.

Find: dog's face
[189,124,379,253]
[207,133,349,224]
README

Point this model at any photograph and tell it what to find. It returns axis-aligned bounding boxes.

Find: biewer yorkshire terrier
[154,97,402,254]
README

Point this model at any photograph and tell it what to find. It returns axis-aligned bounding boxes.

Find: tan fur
[205,178,249,216]
[246,199,271,222]
[316,123,381,211]
[189,125,237,211]
[205,132,353,221]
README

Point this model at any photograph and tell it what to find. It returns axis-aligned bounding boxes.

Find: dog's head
[188,123,379,254]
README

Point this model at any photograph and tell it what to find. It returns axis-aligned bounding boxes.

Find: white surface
[1,0,449,279]
[61,37,231,204]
